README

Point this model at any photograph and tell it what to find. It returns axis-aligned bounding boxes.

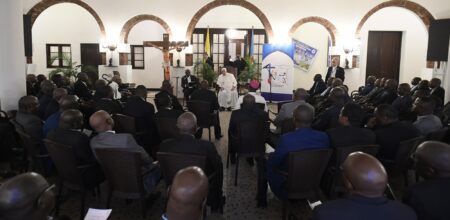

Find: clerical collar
[105,130,116,134]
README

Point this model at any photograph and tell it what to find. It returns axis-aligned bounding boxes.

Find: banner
[261,43,295,101]
[293,39,318,72]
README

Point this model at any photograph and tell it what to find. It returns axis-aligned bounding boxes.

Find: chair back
[44,139,83,186]
[187,101,212,128]
[426,127,448,141]
[394,136,424,173]
[113,114,136,133]
[157,152,206,186]
[237,120,268,156]
[286,148,332,199]
[15,129,39,160]
[155,117,179,141]
[280,118,296,134]
[241,103,266,111]
[95,148,144,198]
[334,145,380,168]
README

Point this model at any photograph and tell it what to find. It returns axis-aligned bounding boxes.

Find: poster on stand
[261,43,295,102]
[293,39,318,72]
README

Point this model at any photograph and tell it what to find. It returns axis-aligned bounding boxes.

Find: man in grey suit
[412,96,442,135]
[273,88,313,128]
[15,96,43,142]
[89,110,161,193]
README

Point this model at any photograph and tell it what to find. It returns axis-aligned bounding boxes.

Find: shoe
[246,157,254,166]
[227,107,232,111]
[219,107,225,111]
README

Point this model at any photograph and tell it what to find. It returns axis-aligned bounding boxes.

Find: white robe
[217,73,238,108]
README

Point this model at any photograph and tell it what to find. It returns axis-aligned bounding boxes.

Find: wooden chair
[44,139,103,220]
[155,117,179,141]
[112,113,136,133]
[187,101,215,141]
[157,152,207,186]
[276,148,332,220]
[15,129,49,175]
[94,148,153,219]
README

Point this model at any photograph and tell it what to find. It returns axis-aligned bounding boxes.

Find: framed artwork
[352,55,359,68]
[185,54,193,66]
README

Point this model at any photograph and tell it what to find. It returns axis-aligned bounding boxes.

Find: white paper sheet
[84,208,112,220]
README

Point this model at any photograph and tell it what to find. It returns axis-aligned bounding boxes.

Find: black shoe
[257,199,267,208]
[227,107,232,111]
[246,157,254,166]
[219,107,225,111]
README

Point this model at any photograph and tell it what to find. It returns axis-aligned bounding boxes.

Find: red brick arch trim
[27,0,106,37]
[185,0,274,42]
[120,14,172,43]
[288,16,338,46]
[355,0,435,37]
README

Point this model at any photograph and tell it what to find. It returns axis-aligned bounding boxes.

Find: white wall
[196,5,264,29]
[127,21,166,89]
[0,0,26,110]
[32,3,101,76]
[291,23,330,90]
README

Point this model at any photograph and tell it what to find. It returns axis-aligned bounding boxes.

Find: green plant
[238,56,260,84]
[194,60,216,86]
[48,55,80,80]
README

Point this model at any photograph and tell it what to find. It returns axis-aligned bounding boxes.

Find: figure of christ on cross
[143,33,189,80]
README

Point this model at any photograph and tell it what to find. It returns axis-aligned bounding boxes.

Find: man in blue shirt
[267,104,330,199]
[43,95,78,137]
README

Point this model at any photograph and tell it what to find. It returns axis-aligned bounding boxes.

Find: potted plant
[48,55,97,84]
[238,56,260,85]
[194,60,217,86]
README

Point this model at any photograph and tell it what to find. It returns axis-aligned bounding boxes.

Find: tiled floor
[55,105,315,220]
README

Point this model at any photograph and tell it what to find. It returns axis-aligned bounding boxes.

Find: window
[212,33,225,72]
[46,44,71,68]
[252,34,265,75]
[192,33,205,76]
[128,45,145,69]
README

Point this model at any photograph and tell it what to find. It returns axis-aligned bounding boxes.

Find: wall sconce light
[102,43,117,52]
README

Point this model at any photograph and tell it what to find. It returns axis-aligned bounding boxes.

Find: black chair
[275,148,332,220]
[425,127,448,141]
[157,152,206,186]
[44,139,103,220]
[155,117,179,141]
[15,129,49,175]
[325,145,379,196]
[227,120,268,186]
[94,148,153,219]
[187,101,214,141]
[112,113,137,133]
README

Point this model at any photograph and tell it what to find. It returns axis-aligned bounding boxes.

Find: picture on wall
[293,39,318,72]
[185,54,193,66]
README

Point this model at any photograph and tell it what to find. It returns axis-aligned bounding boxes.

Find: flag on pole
[249,26,255,56]
[205,27,211,57]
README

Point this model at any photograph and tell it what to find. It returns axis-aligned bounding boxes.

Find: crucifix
[143,33,189,80]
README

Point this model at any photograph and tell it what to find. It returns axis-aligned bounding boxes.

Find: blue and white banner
[261,43,295,101]
[293,39,318,72]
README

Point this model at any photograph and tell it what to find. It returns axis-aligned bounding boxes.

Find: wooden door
[366,31,402,81]
[80,43,101,85]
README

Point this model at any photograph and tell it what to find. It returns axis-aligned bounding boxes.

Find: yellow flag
[204,28,211,57]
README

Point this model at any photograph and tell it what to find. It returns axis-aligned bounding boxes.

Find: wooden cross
[144,33,189,80]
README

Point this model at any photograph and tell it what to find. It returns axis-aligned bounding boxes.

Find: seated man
[164,166,209,220]
[430,78,445,106]
[15,96,46,153]
[359,75,377,96]
[372,104,421,161]
[370,79,398,106]
[38,80,56,119]
[155,80,183,111]
[93,85,123,114]
[392,83,413,121]
[217,68,238,111]
[159,112,224,212]
[234,80,267,111]
[274,88,312,128]
[47,109,104,187]
[181,69,198,102]
[403,141,450,220]
[74,72,93,101]
[154,93,183,120]
[43,95,78,137]
[313,87,346,131]
[327,103,375,148]
[410,77,422,95]
[0,172,57,220]
[109,75,122,100]
[309,74,327,97]
[43,88,67,120]
[311,152,417,220]
[89,110,161,193]
[26,74,37,96]
[190,80,222,139]
[413,96,442,135]
[267,104,330,200]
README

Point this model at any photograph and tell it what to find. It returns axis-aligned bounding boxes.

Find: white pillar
[443,39,450,104]
[0,0,26,111]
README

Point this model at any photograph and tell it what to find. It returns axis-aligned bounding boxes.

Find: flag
[204,27,211,57]
[249,27,254,56]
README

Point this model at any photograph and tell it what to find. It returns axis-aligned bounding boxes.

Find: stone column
[0,0,26,110]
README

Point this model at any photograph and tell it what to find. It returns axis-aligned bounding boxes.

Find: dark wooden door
[80,43,101,85]
[366,31,402,81]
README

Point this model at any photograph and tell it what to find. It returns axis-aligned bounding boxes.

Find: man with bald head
[274,88,312,127]
[268,104,329,200]
[412,96,442,135]
[312,152,416,220]
[43,88,68,120]
[43,95,79,137]
[89,110,161,193]
[164,166,209,220]
[159,112,224,212]
[0,172,56,220]
[403,141,450,219]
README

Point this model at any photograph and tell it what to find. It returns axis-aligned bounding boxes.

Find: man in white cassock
[217,68,238,111]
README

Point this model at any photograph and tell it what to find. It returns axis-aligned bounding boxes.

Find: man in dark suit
[359,75,377,96]
[372,104,421,161]
[43,88,67,120]
[430,78,445,105]
[37,80,56,119]
[204,53,214,69]
[181,69,198,102]
[392,83,413,121]
[26,74,37,96]
[190,80,222,139]
[43,95,78,137]
[123,85,160,149]
[47,109,104,187]
[327,103,375,148]
[154,94,183,120]
[403,141,450,220]
[90,110,161,193]
[311,152,417,220]
[155,80,183,111]
[74,72,93,101]
[325,57,345,82]
[410,77,422,95]
[159,112,225,212]
[313,87,346,131]
[268,104,330,201]
[309,74,327,96]
[371,79,398,106]
[93,85,122,114]
[15,96,43,144]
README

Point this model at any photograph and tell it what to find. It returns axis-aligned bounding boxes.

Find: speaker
[23,14,33,58]
[427,19,450,61]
